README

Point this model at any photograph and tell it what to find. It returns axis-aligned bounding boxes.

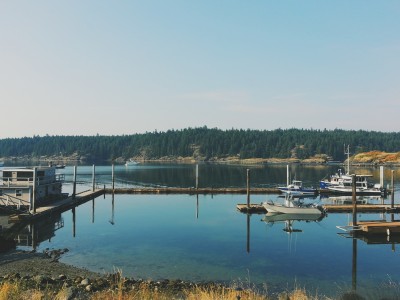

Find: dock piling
[112,163,115,192]
[246,169,250,208]
[73,166,77,199]
[352,174,357,227]
[92,164,96,192]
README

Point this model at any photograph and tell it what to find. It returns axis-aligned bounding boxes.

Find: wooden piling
[32,167,37,214]
[196,164,199,190]
[246,169,250,208]
[352,174,357,227]
[112,163,115,192]
[391,170,395,222]
[73,166,77,198]
[92,164,96,192]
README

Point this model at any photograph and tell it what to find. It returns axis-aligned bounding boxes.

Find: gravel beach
[0,249,101,279]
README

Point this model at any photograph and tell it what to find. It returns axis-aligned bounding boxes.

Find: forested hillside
[0,127,399,162]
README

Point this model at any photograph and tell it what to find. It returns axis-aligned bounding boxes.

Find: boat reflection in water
[262,212,325,233]
[320,194,384,205]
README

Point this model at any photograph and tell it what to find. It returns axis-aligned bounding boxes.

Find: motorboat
[125,159,139,167]
[319,169,345,189]
[262,197,323,215]
[278,180,317,196]
[327,174,385,196]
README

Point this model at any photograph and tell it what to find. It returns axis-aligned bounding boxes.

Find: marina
[1,163,400,299]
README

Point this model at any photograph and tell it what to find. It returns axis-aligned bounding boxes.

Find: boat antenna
[344,144,350,175]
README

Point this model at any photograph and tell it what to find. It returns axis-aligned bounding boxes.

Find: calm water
[2,163,400,299]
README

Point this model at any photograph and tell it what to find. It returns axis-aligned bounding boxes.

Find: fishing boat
[320,146,385,196]
[327,174,385,196]
[319,169,345,189]
[278,180,317,196]
[262,197,323,215]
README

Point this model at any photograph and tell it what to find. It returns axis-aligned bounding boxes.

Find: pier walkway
[9,189,104,222]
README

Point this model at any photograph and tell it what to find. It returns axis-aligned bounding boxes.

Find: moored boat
[262,198,323,215]
[278,180,317,196]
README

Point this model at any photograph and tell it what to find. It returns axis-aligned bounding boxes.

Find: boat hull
[327,187,384,196]
[262,201,322,215]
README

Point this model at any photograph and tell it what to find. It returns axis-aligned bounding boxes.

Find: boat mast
[344,144,350,175]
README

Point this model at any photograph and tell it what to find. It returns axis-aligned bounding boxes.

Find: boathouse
[0,166,65,211]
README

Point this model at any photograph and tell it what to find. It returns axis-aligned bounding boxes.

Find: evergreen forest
[0,127,399,162]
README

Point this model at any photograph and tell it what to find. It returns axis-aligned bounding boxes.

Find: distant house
[0,166,65,211]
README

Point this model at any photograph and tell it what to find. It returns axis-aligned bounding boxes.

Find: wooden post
[196,164,199,190]
[352,174,357,228]
[391,170,395,222]
[32,167,37,214]
[391,170,395,209]
[286,164,289,186]
[112,163,115,192]
[92,164,96,192]
[247,169,250,208]
[73,166,77,199]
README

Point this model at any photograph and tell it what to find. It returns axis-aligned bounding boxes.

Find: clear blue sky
[1,1,399,138]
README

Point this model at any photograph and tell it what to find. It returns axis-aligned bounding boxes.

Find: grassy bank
[0,278,313,300]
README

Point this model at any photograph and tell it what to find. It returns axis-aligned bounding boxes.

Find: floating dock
[237,204,400,214]
[106,187,280,194]
[356,220,400,235]
[323,204,400,213]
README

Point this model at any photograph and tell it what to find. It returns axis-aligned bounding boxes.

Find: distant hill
[0,127,400,164]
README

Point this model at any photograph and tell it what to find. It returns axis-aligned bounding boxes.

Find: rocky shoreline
[2,151,400,166]
[0,249,228,300]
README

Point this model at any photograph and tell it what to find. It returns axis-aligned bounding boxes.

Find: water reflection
[0,213,64,252]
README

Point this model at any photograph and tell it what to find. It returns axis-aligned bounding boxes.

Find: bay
[5,163,400,298]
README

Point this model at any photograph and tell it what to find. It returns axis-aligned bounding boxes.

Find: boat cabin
[0,166,65,210]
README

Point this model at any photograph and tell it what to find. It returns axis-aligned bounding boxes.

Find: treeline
[0,127,400,161]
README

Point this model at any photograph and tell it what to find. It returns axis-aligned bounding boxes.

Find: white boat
[320,146,385,196]
[327,174,384,196]
[262,198,323,215]
[125,159,139,166]
[319,169,345,189]
[278,180,317,196]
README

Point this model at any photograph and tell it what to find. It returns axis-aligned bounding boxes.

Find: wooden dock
[356,221,400,235]
[237,204,400,214]
[106,187,280,195]
[324,204,400,213]
[9,189,104,222]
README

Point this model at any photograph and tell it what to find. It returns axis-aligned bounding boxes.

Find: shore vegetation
[1,127,400,164]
